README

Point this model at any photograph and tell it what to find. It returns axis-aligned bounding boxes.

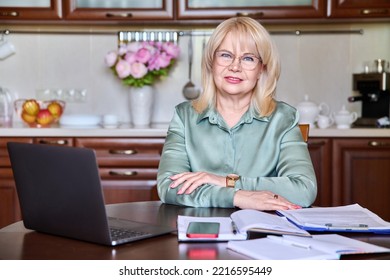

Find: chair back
[299,124,310,143]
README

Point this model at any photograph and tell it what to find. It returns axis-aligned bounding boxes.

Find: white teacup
[0,39,16,60]
[102,114,118,128]
[317,114,334,129]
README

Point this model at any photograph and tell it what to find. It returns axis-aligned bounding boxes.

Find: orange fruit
[21,110,37,124]
[36,109,54,125]
[22,99,40,116]
[47,101,63,119]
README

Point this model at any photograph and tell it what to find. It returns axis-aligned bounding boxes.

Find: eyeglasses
[214,51,262,70]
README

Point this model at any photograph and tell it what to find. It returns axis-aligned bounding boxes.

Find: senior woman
[157,17,317,211]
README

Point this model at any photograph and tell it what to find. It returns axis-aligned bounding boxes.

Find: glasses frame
[214,50,262,70]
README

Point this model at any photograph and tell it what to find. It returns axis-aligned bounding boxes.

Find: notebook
[7,142,173,246]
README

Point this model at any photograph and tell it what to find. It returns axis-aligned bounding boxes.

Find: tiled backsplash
[1,23,389,124]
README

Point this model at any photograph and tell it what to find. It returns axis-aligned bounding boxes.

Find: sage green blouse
[157,101,317,208]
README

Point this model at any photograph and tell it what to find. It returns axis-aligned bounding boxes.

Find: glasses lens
[240,55,259,70]
[215,51,233,66]
[215,51,260,70]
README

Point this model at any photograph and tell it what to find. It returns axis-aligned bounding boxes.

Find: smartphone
[186,222,220,238]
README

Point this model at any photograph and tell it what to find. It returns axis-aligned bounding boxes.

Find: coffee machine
[350,72,390,127]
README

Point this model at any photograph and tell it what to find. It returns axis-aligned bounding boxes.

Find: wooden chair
[299,124,309,143]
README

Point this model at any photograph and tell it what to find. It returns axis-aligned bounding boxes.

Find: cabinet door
[308,138,332,207]
[0,137,30,228]
[63,0,173,21]
[0,0,61,20]
[0,168,21,228]
[75,138,165,167]
[100,167,160,202]
[177,0,326,20]
[101,180,159,204]
[0,137,33,167]
[332,138,390,221]
[328,0,390,18]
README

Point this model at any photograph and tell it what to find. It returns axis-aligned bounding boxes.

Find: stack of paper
[276,204,390,233]
[227,234,390,260]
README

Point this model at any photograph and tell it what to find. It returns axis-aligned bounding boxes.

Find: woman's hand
[233,190,301,211]
[169,172,225,194]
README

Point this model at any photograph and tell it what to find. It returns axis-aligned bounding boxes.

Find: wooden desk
[0,201,389,260]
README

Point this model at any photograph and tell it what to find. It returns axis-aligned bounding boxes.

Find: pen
[231,221,238,234]
[267,235,311,249]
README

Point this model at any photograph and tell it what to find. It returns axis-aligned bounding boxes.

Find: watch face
[226,174,239,188]
[227,179,235,187]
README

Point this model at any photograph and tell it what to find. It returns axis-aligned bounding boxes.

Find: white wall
[1,23,389,124]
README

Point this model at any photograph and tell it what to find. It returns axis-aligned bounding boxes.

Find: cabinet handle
[109,171,138,177]
[236,12,264,18]
[109,149,137,155]
[0,11,19,17]
[38,139,68,145]
[105,13,133,18]
[368,141,390,147]
[361,9,388,15]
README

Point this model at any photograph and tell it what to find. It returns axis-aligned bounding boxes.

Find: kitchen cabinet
[309,136,390,221]
[63,0,174,21]
[332,138,390,221]
[74,137,164,204]
[0,168,21,229]
[0,0,173,23]
[2,0,390,24]
[327,0,390,18]
[308,137,332,207]
[2,134,390,228]
[0,136,164,228]
[0,137,32,229]
[0,0,61,20]
[177,0,326,20]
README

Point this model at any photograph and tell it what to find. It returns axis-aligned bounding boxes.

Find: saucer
[101,123,119,129]
[336,124,351,129]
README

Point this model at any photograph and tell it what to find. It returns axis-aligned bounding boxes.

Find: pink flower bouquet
[105,41,180,88]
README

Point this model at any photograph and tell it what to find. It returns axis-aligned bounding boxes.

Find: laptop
[7,142,173,246]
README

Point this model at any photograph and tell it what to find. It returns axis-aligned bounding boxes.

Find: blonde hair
[192,17,280,117]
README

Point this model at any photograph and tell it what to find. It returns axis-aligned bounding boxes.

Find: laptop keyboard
[109,227,153,242]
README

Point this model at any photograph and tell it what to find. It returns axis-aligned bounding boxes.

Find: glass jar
[0,87,13,127]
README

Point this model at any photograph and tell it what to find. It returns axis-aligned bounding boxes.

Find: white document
[277,204,390,233]
[231,209,310,236]
[227,234,390,260]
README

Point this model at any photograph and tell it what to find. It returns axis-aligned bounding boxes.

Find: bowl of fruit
[14,99,65,127]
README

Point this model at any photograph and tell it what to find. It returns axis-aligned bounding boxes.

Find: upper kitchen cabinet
[328,0,390,19]
[177,0,326,21]
[62,0,174,21]
[0,0,61,20]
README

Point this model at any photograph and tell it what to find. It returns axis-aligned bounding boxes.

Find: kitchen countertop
[1,123,390,138]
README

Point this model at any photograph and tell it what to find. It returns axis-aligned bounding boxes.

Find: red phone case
[186,232,219,238]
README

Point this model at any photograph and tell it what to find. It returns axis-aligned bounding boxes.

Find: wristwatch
[226,174,240,188]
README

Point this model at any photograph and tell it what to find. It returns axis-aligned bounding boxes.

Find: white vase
[128,85,154,127]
